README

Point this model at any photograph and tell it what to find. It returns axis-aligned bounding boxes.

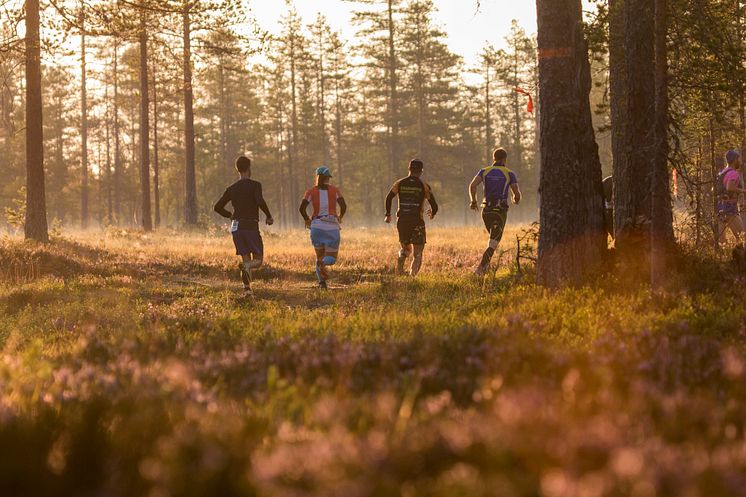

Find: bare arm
[727,179,746,193]
[338,197,347,220]
[469,174,483,209]
[511,183,522,205]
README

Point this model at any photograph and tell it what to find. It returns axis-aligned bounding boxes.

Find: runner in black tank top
[384,159,439,276]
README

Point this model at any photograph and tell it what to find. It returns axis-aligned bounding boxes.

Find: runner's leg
[477,209,506,274]
[315,246,327,283]
[319,229,340,282]
[398,242,411,275]
[729,215,745,243]
[411,244,424,276]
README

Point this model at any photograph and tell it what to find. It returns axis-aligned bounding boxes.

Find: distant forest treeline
[0,0,552,230]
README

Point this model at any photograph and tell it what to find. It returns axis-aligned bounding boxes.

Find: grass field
[1,226,746,497]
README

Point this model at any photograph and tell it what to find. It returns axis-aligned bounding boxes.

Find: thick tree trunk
[535,0,606,287]
[614,0,655,268]
[139,11,152,231]
[24,0,48,243]
[183,2,198,225]
[651,0,674,288]
[80,6,89,229]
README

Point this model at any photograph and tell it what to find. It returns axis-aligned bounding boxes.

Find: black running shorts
[397,218,427,245]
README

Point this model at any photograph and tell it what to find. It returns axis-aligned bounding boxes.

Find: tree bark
[651,0,674,288]
[289,31,300,209]
[614,0,655,268]
[387,0,399,182]
[535,0,606,287]
[485,63,493,165]
[152,61,160,228]
[113,41,122,224]
[24,0,49,243]
[139,9,153,231]
[609,0,626,239]
[80,4,89,229]
[183,1,198,225]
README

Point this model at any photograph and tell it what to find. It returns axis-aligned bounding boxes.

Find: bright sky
[249,0,593,68]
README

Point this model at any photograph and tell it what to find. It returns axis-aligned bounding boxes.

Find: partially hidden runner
[299,167,347,289]
[384,159,438,276]
[717,149,746,245]
[214,156,274,296]
[469,148,521,276]
[603,175,614,241]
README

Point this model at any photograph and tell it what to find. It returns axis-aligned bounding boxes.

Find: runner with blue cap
[299,167,347,289]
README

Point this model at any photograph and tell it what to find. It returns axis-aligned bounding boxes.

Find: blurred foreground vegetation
[1,228,745,497]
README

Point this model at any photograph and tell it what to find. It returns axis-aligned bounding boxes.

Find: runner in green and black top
[384,159,438,276]
[469,148,521,276]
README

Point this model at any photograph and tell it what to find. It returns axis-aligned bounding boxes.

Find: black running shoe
[318,280,328,290]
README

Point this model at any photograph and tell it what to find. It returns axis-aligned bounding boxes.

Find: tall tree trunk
[80,5,89,229]
[615,0,655,270]
[113,42,122,224]
[24,0,48,242]
[317,26,329,165]
[105,82,112,224]
[183,1,197,225]
[152,62,161,228]
[651,0,674,288]
[512,42,522,172]
[387,0,398,181]
[535,0,606,287]
[485,65,493,165]
[139,9,153,231]
[54,93,66,222]
[334,80,344,189]
[218,58,229,184]
[290,33,300,210]
[609,0,626,240]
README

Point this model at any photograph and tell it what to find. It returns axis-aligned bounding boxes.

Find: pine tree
[536,0,606,286]
[24,0,49,242]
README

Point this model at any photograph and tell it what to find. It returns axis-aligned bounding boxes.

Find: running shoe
[318,261,329,280]
[474,263,489,276]
[396,256,406,275]
[318,280,328,290]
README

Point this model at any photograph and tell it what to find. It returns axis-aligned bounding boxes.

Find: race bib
[230,220,239,233]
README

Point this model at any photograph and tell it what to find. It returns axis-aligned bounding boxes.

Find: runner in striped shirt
[299,167,347,289]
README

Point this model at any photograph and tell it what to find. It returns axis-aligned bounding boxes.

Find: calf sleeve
[398,248,410,259]
[315,261,323,282]
[480,247,495,267]
[322,255,337,266]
